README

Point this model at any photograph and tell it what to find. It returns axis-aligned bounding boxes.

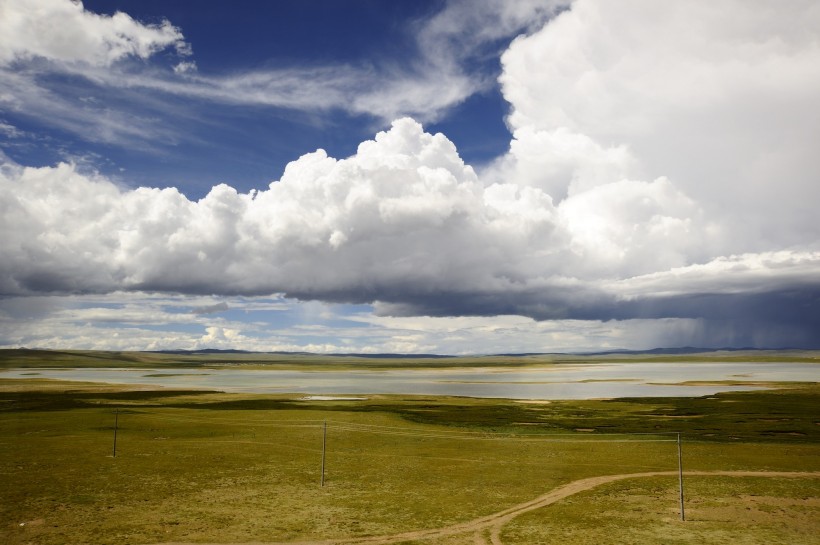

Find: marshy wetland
[1,349,818,544]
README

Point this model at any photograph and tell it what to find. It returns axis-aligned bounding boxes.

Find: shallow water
[3,362,817,400]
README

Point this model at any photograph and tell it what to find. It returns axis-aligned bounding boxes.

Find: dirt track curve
[149,470,820,545]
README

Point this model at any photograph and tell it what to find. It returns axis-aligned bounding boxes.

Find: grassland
[1,349,818,544]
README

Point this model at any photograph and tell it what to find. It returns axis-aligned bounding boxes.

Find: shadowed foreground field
[1,379,818,545]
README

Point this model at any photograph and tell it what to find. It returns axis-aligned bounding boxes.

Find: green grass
[502,476,820,545]
[1,378,819,544]
[3,379,818,442]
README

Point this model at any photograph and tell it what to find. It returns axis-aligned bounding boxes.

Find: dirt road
[150,470,820,545]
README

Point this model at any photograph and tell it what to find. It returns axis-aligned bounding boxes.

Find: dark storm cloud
[370,282,820,348]
[372,284,820,321]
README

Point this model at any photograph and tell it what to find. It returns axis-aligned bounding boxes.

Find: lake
[2,361,817,400]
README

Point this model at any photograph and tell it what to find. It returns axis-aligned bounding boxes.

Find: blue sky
[1,0,819,353]
[3,0,514,197]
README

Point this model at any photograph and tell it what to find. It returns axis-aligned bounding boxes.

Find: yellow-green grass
[501,476,820,545]
[2,380,818,545]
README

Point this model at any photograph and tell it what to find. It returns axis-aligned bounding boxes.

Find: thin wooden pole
[320,421,327,487]
[112,409,119,458]
[677,432,685,521]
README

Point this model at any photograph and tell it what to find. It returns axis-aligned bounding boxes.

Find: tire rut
[149,470,820,545]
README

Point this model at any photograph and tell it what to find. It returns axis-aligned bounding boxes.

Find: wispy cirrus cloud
[0,0,564,151]
[190,302,229,315]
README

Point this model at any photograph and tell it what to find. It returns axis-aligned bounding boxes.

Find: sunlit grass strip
[136,411,325,428]
[330,423,678,442]
[121,409,681,441]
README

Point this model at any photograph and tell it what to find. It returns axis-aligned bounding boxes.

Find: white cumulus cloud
[0,0,188,67]
[2,118,814,328]
[2,0,819,350]
[496,0,820,252]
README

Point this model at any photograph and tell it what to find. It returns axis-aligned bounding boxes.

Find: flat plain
[1,349,818,545]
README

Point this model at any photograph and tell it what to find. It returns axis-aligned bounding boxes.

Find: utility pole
[677,432,685,521]
[112,409,119,458]
[320,421,327,487]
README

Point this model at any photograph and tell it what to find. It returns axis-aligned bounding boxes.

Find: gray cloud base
[2,118,819,348]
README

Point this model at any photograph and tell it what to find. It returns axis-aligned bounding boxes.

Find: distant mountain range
[147,346,802,358]
[150,349,455,358]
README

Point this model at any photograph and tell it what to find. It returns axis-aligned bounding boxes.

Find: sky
[1,0,819,354]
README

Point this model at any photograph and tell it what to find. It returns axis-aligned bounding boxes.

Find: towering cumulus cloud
[497,0,820,249]
[2,0,819,349]
[2,119,553,298]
